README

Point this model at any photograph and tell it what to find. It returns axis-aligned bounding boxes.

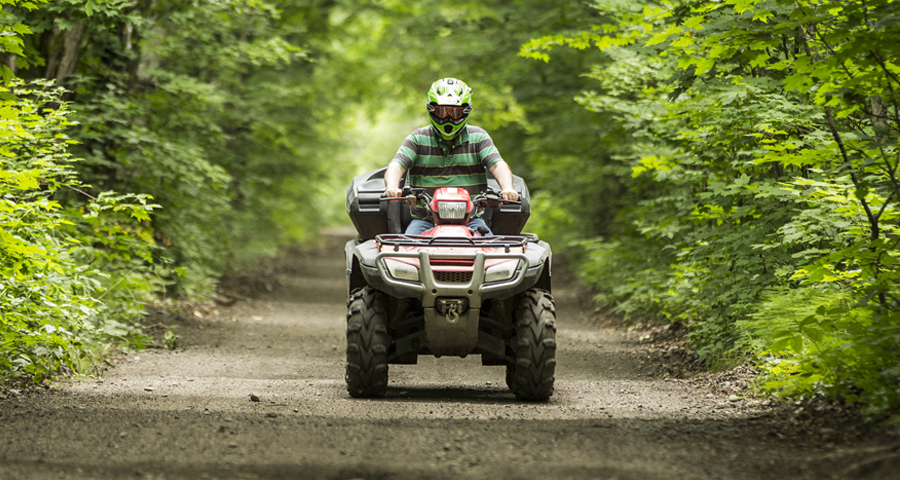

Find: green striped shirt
[391,125,504,198]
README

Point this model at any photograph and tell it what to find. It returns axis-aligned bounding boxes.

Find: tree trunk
[56,23,85,84]
[870,96,889,143]
[123,22,133,51]
[44,23,63,80]
[45,22,85,85]
[3,53,16,77]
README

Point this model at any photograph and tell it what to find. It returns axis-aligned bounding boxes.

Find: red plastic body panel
[379,187,522,275]
[429,187,473,221]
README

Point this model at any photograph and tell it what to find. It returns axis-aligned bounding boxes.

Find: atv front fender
[345,239,368,295]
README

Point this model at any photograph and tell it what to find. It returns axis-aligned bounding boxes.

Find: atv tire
[509,289,557,401]
[345,287,391,398]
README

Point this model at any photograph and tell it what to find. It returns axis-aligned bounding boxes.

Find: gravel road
[1,229,898,480]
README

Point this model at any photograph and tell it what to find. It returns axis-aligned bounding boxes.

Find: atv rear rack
[376,234,536,253]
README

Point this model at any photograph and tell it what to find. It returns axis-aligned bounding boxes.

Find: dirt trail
[1,229,897,480]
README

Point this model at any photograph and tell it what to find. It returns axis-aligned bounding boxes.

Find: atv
[344,168,555,400]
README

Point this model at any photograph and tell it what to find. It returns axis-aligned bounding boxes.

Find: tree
[521,0,900,415]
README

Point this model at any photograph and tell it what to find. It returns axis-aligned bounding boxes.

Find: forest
[1,0,899,418]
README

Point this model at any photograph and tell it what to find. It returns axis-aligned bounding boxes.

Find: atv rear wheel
[509,289,557,401]
[345,287,391,398]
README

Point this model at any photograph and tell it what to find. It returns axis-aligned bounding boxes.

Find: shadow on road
[378,385,516,404]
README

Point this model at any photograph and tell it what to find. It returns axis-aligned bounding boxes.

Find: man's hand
[489,160,519,202]
[500,189,519,202]
[384,162,406,198]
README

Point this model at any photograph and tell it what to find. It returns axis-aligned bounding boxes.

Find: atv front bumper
[353,239,549,301]
[351,238,550,357]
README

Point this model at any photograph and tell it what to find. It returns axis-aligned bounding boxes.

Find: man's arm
[489,160,519,201]
[384,161,406,197]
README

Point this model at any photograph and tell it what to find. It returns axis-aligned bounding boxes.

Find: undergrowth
[1,80,158,384]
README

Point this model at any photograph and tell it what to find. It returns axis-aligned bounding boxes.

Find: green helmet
[427,78,473,140]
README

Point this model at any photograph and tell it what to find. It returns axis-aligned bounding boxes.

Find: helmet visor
[432,105,466,120]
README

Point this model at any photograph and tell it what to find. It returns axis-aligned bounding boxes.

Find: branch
[875,190,895,223]
[869,51,900,128]
[827,108,879,240]
[65,185,97,201]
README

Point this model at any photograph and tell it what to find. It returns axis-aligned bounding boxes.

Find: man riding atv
[384,78,520,235]
[343,78,556,401]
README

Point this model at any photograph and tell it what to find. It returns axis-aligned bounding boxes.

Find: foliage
[0,79,156,382]
[162,325,178,350]
[1,0,328,382]
[520,0,900,415]
[0,1,42,79]
[8,0,327,294]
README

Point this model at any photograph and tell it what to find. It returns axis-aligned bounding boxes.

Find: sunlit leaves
[1,80,157,382]
[0,0,47,61]
[13,0,323,294]
[646,24,682,47]
[524,0,900,414]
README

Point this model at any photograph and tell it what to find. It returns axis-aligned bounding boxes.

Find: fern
[737,285,847,353]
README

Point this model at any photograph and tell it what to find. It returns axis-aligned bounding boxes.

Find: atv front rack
[376,233,537,253]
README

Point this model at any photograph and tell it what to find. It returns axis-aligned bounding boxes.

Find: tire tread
[345,287,391,398]
[509,289,557,401]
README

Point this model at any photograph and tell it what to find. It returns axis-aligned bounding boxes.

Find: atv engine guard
[375,249,529,356]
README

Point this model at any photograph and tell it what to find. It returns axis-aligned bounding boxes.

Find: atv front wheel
[345,288,391,398]
[509,289,557,401]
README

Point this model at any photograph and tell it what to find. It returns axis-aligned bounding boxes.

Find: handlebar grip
[476,194,522,207]
[379,195,416,202]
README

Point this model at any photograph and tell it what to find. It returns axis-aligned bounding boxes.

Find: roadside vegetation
[1,0,898,418]
[520,0,900,417]
[1,0,331,382]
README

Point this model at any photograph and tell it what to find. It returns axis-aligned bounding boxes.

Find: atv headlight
[437,201,467,220]
[383,258,419,282]
[484,260,521,283]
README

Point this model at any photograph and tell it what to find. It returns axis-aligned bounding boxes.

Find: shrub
[0,80,157,382]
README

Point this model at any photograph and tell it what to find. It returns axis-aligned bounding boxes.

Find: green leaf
[771,337,791,351]
[752,10,773,23]
[646,26,682,47]
[803,328,823,343]
[789,336,804,353]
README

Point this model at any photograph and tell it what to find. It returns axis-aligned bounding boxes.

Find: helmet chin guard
[427,78,472,140]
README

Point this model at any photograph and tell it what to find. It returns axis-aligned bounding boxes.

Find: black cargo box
[345,167,531,239]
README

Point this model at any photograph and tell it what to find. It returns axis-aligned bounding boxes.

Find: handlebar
[379,188,521,229]
[379,195,418,203]
[380,187,426,203]
[379,188,521,206]
[474,191,521,207]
